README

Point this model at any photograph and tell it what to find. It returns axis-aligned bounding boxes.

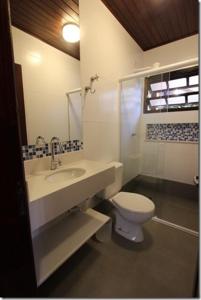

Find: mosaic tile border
[146,123,199,143]
[22,139,83,161]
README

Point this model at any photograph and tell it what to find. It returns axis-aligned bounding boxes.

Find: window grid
[144,66,199,114]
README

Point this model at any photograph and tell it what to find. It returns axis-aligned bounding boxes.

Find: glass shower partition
[120,77,143,185]
[120,72,167,186]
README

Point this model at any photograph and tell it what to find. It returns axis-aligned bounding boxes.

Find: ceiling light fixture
[62,23,80,43]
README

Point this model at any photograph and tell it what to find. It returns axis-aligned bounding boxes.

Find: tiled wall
[22,140,83,161]
[146,123,199,143]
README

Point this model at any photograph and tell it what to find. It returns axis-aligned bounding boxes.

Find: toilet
[99,162,155,242]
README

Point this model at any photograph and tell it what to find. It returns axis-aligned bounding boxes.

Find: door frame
[0,0,37,296]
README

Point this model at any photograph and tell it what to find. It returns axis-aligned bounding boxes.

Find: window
[144,66,199,113]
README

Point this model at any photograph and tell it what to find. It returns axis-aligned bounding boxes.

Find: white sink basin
[28,160,115,231]
[45,168,86,183]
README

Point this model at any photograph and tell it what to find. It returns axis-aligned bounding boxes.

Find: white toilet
[99,162,155,242]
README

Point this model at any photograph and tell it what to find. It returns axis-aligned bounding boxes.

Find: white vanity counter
[26,159,114,203]
[26,156,115,232]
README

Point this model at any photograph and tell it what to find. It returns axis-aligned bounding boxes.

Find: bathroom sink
[28,160,115,231]
[45,168,86,183]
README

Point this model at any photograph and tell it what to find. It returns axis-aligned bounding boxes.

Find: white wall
[141,35,198,184]
[12,26,81,145]
[141,111,198,184]
[143,35,198,67]
[79,0,143,162]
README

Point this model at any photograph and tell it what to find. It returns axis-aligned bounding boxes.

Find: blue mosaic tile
[146,123,199,143]
[22,139,83,161]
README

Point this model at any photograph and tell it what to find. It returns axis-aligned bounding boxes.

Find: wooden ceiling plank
[10,0,80,59]
[172,0,187,37]
[11,0,75,29]
[52,0,79,22]
[11,2,64,33]
[147,0,174,43]
[126,0,163,48]
[148,0,198,42]
[179,0,191,34]
[72,0,79,5]
[11,8,80,55]
[16,0,76,25]
[101,0,198,51]
[62,0,79,15]
[122,0,154,44]
[11,9,63,42]
[101,0,147,50]
[183,0,198,33]
[48,0,79,23]
[141,0,172,44]
[30,0,76,24]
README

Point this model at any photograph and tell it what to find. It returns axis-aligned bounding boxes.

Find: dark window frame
[144,66,199,114]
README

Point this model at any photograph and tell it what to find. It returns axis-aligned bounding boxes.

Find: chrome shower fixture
[84,74,99,95]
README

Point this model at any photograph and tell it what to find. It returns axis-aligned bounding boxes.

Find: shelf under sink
[32,208,110,286]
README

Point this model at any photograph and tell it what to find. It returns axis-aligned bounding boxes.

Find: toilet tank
[99,162,123,199]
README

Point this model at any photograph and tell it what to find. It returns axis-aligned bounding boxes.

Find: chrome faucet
[50,137,63,170]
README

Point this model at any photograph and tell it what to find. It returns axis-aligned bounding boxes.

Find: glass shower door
[120,77,143,185]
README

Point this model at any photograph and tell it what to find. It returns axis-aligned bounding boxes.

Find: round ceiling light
[62,23,80,43]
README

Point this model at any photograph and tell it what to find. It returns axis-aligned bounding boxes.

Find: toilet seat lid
[111,192,155,213]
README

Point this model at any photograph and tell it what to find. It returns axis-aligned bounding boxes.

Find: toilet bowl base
[114,210,144,242]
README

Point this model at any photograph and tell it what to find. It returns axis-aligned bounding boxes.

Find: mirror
[10,0,82,148]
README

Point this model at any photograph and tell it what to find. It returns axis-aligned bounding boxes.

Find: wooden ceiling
[9,0,198,59]
[10,0,80,60]
[101,0,198,51]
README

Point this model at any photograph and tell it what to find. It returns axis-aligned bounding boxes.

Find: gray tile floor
[37,176,199,298]
[37,221,198,298]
